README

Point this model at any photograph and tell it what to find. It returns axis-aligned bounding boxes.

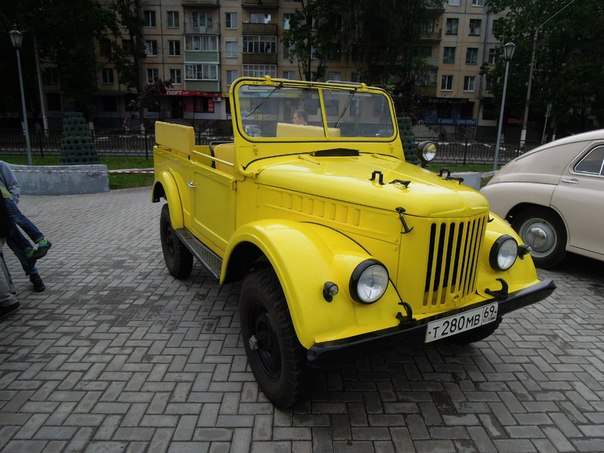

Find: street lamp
[493,42,516,172]
[9,25,33,165]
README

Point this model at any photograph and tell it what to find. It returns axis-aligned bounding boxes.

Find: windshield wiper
[245,83,283,118]
[334,88,357,127]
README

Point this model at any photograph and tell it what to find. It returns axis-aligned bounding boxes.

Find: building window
[146,68,159,84]
[194,98,214,113]
[43,67,58,85]
[466,47,478,64]
[448,0,460,5]
[282,70,296,80]
[446,18,459,35]
[418,46,432,59]
[327,72,341,81]
[225,41,238,58]
[243,35,277,54]
[225,12,237,29]
[463,76,476,92]
[144,10,156,27]
[326,44,341,61]
[100,41,112,58]
[185,64,218,80]
[192,11,213,29]
[169,40,181,56]
[242,64,277,78]
[145,40,158,56]
[488,48,497,64]
[250,13,271,24]
[170,68,182,84]
[469,19,482,36]
[472,0,484,5]
[443,47,456,64]
[101,68,114,84]
[441,75,453,91]
[185,35,218,51]
[283,13,293,30]
[226,70,238,86]
[167,11,180,28]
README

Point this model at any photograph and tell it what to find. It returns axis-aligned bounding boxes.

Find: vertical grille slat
[423,214,487,307]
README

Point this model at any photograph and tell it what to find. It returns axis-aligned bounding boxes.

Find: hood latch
[396,207,413,234]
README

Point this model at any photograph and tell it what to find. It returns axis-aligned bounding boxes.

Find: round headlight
[349,260,389,304]
[416,141,437,163]
[489,235,518,271]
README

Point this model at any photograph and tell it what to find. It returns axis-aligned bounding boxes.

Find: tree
[1,0,120,115]
[483,0,604,136]
[282,0,446,117]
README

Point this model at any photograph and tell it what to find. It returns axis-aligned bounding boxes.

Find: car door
[190,149,236,256]
[551,143,604,258]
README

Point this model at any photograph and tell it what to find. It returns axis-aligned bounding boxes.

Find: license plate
[425,302,498,343]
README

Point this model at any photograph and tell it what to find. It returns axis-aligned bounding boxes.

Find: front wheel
[240,267,309,409]
[160,204,193,279]
[511,207,567,269]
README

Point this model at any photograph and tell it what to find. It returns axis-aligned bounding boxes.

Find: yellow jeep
[152,76,555,408]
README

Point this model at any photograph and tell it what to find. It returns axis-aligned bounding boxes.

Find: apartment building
[41,0,505,132]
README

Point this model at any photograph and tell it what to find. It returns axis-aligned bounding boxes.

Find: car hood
[253,154,488,218]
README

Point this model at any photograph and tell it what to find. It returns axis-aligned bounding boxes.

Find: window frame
[168,40,181,56]
[167,11,180,28]
[441,75,453,91]
[446,18,459,35]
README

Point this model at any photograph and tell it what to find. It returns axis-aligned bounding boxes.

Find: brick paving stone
[0,188,603,452]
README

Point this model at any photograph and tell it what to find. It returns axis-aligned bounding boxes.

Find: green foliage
[483,0,604,133]
[1,0,120,114]
[282,0,446,85]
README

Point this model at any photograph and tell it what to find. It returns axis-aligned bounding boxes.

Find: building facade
[39,0,505,134]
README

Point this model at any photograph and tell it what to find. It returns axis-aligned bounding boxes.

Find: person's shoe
[30,274,46,292]
[32,239,52,260]
[0,301,20,318]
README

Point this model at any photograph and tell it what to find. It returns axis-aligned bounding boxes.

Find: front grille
[423,215,487,306]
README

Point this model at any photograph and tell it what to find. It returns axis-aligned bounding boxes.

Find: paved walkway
[0,188,603,453]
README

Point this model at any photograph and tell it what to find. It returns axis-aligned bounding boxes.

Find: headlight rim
[416,141,437,163]
[489,235,519,271]
[349,259,389,304]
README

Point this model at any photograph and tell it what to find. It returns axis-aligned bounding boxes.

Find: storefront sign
[164,89,221,100]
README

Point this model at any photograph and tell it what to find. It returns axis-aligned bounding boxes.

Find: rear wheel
[240,267,309,409]
[160,204,193,279]
[511,207,567,269]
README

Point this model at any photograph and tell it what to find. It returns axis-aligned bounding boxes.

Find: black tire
[160,204,193,279]
[511,207,567,269]
[240,267,309,409]
[449,318,501,344]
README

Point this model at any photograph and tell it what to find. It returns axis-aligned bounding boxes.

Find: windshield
[235,81,396,140]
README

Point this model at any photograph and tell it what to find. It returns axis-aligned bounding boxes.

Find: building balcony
[420,29,442,42]
[182,1,219,7]
[184,22,220,34]
[242,23,278,35]
[242,0,279,8]
[243,53,278,65]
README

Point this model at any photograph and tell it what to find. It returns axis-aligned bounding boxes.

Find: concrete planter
[10,164,109,196]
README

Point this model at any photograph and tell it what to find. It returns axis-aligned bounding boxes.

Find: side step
[175,228,222,279]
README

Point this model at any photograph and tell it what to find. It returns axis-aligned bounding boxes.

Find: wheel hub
[524,221,556,256]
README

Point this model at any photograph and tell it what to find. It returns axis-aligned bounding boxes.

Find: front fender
[153,171,184,229]
[224,220,404,349]
[481,181,555,219]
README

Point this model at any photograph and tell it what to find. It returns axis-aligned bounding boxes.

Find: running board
[175,228,222,279]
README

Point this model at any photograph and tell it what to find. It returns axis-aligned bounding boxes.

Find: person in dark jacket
[0,196,19,317]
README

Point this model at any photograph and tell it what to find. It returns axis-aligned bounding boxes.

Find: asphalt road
[0,187,603,452]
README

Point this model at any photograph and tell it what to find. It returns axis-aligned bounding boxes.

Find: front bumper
[307,278,555,364]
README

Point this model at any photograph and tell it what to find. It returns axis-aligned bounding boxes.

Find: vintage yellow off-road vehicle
[152,76,555,408]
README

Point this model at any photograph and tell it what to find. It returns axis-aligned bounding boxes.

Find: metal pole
[15,47,33,165]
[493,59,511,171]
[33,34,49,137]
[519,30,538,147]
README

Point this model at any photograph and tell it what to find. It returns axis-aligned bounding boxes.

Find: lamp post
[9,25,33,165]
[493,42,516,172]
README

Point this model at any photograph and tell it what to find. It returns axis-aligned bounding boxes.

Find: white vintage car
[481,129,604,268]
